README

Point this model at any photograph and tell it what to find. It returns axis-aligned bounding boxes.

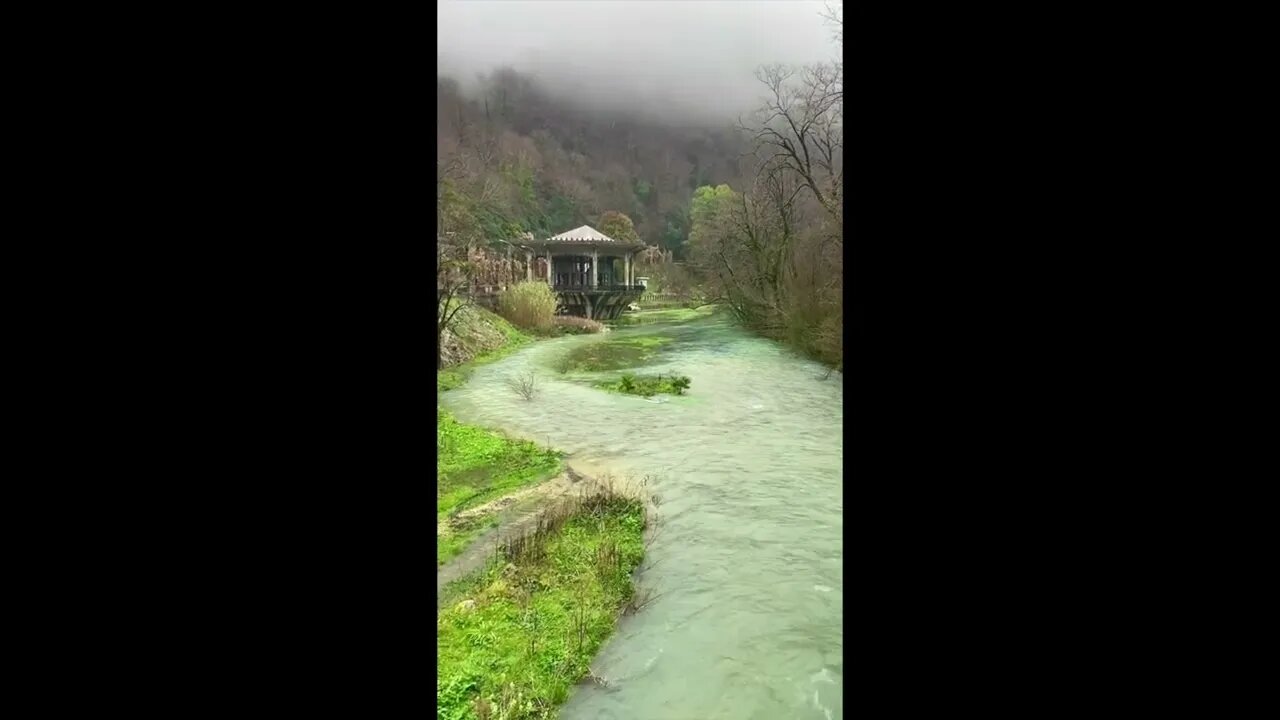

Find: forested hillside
[437,3,842,368]
[436,69,746,259]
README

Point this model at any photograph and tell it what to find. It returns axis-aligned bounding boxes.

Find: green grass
[594,373,691,397]
[553,335,672,373]
[437,494,646,720]
[437,410,562,519]
[437,306,555,568]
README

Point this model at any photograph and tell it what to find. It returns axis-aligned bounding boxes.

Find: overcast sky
[438,0,837,123]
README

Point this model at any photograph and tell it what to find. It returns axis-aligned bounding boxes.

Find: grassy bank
[438,303,558,565]
[438,492,647,720]
[437,412,561,566]
[437,411,562,519]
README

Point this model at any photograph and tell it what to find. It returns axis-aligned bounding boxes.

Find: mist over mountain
[437,0,833,125]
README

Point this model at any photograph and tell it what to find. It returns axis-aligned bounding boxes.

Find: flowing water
[441,313,843,720]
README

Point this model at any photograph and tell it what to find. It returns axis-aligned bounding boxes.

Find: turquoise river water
[441,313,843,719]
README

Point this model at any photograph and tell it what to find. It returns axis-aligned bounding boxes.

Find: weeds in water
[623,586,665,616]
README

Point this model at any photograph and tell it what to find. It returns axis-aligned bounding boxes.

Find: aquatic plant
[594,373,691,397]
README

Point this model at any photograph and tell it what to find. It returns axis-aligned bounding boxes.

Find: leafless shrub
[506,370,538,400]
[623,586,665,616]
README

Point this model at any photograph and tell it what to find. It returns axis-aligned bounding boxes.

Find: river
[441,313,843,720]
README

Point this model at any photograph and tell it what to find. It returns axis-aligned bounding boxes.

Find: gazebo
[523,225,646,320]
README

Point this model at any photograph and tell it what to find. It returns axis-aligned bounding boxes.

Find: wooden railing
[551,283,644,292]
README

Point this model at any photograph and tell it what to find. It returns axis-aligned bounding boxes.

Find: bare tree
[437,237,473,369]
[820,1,843,46]
[741,62,843,235]
[684,3,844,367]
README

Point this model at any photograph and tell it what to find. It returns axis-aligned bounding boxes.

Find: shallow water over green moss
[552,335,673,373]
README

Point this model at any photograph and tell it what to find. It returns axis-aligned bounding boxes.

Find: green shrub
[594,373,691,397]
[670,376,691,395]
[498,281,557,332]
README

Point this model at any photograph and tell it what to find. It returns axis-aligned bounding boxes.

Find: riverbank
[438,304,533,392]
[438,304,659,718]
[437,410,562,565]
[438,306,843,719]
[438,488,646,720]
[437,301,626,564]
[439,304,544,566]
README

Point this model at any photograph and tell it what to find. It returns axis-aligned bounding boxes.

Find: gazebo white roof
[529,225,646,250]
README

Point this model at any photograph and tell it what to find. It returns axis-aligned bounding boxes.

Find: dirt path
[434,469,580,540]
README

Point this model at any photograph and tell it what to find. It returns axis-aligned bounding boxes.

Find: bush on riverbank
[595,373,691,397]
[437,410,561,518]
[498,281,557,333]
[437,491,646,720]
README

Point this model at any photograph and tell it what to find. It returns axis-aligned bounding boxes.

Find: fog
[437,0,837,124]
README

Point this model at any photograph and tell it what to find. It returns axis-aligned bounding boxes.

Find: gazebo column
[624,252,632,287]
[546,248,553,284]
[591,249,598,288]
[525,251,532,282]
